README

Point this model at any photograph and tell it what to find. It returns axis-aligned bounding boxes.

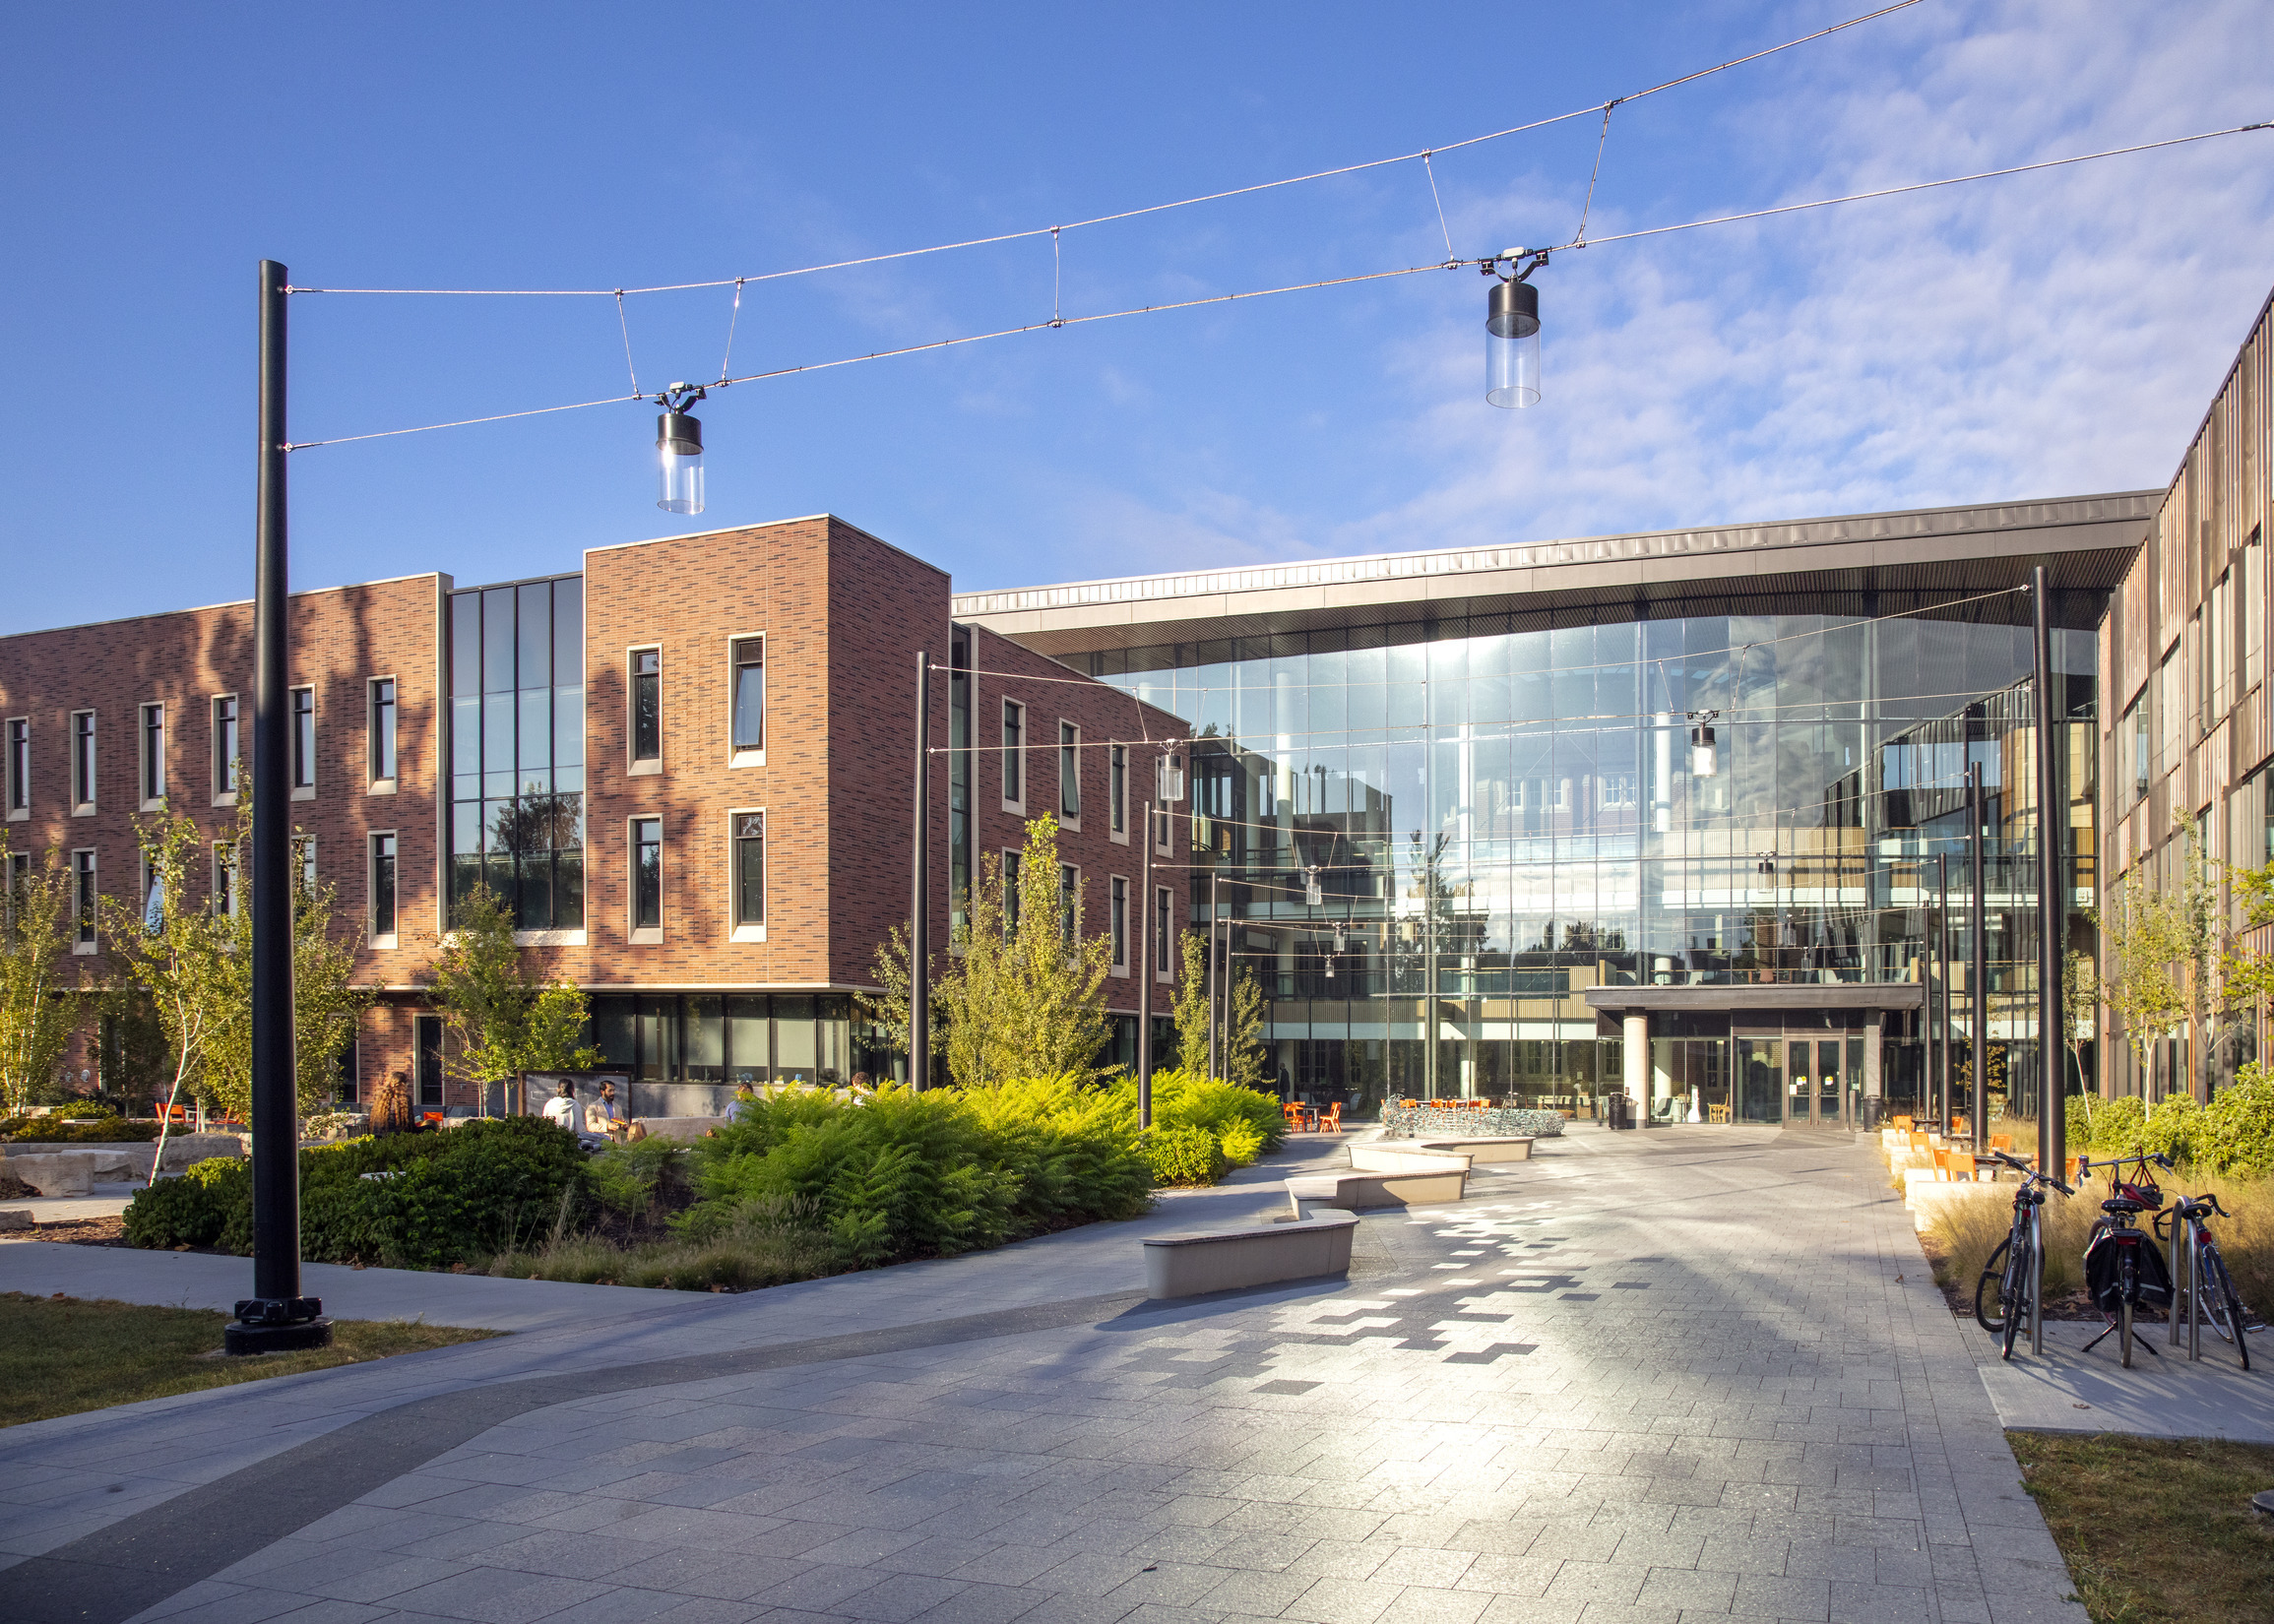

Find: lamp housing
[657,410,704,514]
[1485,278,1541,408]
[1690,721,1718,778]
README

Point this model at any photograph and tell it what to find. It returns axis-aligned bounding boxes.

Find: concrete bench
[1414,1136,1534,1163]
[1285,1161,1469,1213]
[1142,1214,1358,1298]
[1349,1144,1473,1175]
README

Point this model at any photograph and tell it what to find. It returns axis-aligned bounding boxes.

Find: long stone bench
[1414,1136,1534,1163]
[1285,1163,1469,1213]
[1349,1144,1474,1175]
[1142,1214,1358,1298]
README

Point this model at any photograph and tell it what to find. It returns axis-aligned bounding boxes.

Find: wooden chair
[1318,1101,1343,1133]
[1707,1103,1731,1123]
[1891,1115,1915,1131]
[1989,1134,2011,1153]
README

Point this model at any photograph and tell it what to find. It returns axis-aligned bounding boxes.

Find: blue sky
[2,1,2268,635]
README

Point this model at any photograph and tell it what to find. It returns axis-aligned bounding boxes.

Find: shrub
[2199,1070,2274,1177]
[485,1197,843,1290]
[1141,1124,1227,1187]
[0,1115,160,1144]
[1107,1069,1281,1175]
[122,1116,591,1269]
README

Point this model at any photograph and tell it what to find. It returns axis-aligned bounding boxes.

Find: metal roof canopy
[1583,985,1926,1013]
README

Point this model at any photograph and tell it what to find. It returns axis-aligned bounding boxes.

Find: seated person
[541,1081,584,1135]
[585,1081,628,1139]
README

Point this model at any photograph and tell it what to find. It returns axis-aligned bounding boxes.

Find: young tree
[2060,946,2098,1106]
[1221,963,1268,1093]
[878,816,1115,1089]
[99,815,231,1178]
[0,835,81,1116]
[425,883,600,1111]
[1171,927,1213,1075]
[197,805,373,1126]
[2094,860,2187,1097]
[1168,927,1268,1088]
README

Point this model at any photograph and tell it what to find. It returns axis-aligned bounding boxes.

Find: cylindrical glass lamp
[1485,279,1541,408]
[1690,721,1718,778]
[657,411,705,515]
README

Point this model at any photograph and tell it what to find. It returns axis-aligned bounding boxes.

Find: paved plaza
[3,1128,2087,1624]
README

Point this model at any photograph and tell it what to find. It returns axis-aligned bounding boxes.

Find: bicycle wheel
[2203,1245,2250,1372]
[1976,1237,2012,1335]
[2118,1257,2136,1368]
[2001,1231,2034,1362]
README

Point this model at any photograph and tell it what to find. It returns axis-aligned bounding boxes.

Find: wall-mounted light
[656,383,707,514]
[1484,249,1547,408]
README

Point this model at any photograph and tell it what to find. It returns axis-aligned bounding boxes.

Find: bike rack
[2170,1211,2203,1361]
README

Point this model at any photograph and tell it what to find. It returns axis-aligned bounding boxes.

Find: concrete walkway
[4,1126,2093,1624]
[1969,1315,2273,1441]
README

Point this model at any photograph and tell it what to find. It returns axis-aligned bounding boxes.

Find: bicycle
[2078,1151,2178,1369]
[2159,1188,2255,1371]
[1974,1151,2073,1361]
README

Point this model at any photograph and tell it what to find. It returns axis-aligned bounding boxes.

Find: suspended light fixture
[1304,865,1324,906]
[1484,250,1547,408]
[656,383,708,514]
[1688,709,1719,778]
[1156,750,1185,803]
[1333,919,1348,954]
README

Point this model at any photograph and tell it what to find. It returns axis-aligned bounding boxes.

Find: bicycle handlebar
[1989,1148,2072,1195]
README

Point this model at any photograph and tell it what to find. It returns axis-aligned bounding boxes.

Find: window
[631,649,661,767]
[70,711,95,811]
[2157,644,2182,779]
[730,637,765,761]
[1109,743,1127,840]
[290,686,315,794]
[2247,530,2266,698]
[6,718,28,818]
[1001,700,1025,810]
[212,696,240,798]
[212,843,237,918]
[2212,569,2234,722]
[1060,862,1078,949]
[1153,799,1171,856]
[7,850,29,916]
[1154,885,1173,982]
[139,703,165,806]
[1003,849,1022,934]
[2120,690,2148,803]
[371,833,398,940]
[631,816,663,935]
[1059,721,1081,824]
[732,811,766,937]
[369,678,398,784]
[72,849,96,950]
[295,836,317,895]
[1110,876,1129,972]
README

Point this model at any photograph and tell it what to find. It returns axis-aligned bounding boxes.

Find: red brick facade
[0,517,1183,1110]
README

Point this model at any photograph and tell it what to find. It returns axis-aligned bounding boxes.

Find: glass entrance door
[1783,1035,1850,1124]
[1816,1040,1843,1124]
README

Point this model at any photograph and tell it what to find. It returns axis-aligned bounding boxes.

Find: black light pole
[224,263,328,1355]
[1206,870,1222,1080]
[1937,853,1951,1134]
[2033,565,2064,1186]
[910,651,930,1090]
[1136,776,1155,1129]
[1969,761,1990,1156]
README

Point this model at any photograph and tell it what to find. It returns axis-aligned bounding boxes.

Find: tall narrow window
[2246,530,2265,697]
[2158,645,2182,778]
[632,816,663,932]
[212,696,240,797]
[2212,569,2234,721]
[213,843,237,918]
[1109,743,1127,838]
[1153,799,1171,856]
[294,836,317,895]
[1059,721,1081,823]
[1001,700,1024,809]
[369,678,398,783]
[631,650,662,765]
[1154,886,1172,982]
[71,711,95,811]
[1003,849,1022,934]
[1060,862,1078,948]
[731,638,765,758]
[140,703,165,805]
[371,833,398,938]
[290,686,316,792]
[733,811,766,931]
[7,850,29,913]
[5,718,27,815]
[1110,875,1128,971]
[73,849,96,948]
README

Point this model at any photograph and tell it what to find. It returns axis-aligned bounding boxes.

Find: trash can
[1605,1093,1633,1131]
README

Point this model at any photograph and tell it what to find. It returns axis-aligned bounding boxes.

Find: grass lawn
[2009,1430,2274,1624]
[0,1291,498,1428]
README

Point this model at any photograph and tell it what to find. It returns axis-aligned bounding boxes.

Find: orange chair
[1318,1101,1343,1133]
[1989,1134,2011,1153]
[1892,1115,1916,1131]
[1946,1152,1980,1182]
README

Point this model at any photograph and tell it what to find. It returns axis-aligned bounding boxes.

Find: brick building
[0,516,1187,1117]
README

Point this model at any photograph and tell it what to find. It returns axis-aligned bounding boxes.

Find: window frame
[213,840,238,919]
[1000,699,1026,815]
[1108,742,1127,843]
[628,646,663,774]
[368,676,399,791]
[1002,847,1022,935]
[71,847,96,952]
[211,694,240,804]
[138,701,166,809]
[5,718,27,820]
[69,709,96,815]
[369,831,400,946]
[728,634,766,768]
[728,807,767,941]
[1057,719,1081,830]
[1153,884,1174,983]
[1059,860,1079,950]
[289,684,317,798]
[1108,874,1129,975]
[629,814,663,941]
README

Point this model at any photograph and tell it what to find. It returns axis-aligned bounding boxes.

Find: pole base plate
[223,1316,334,1356]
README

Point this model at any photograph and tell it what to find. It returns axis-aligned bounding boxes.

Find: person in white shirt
[541,1082,584,1135]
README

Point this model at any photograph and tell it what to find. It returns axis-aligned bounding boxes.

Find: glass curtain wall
[1088,602,2099,1118]
[448,577,586,928]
